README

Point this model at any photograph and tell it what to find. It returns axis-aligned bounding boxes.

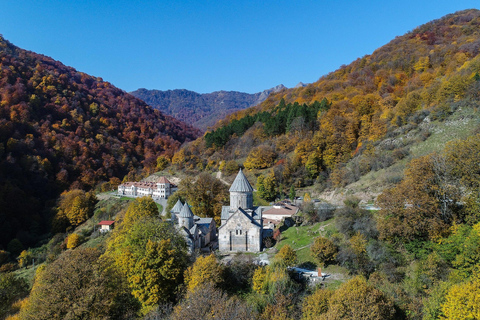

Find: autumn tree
[173,173,228,224]
[171,283,257,320]
[123,196,159,227]
[55,189,97,228]
[222,160,240,176]
[244,145,277,170]
[441,275,480,319]
[127,239,185,312]
[184,254,224,292]
[66,233,82,249]
[275,245,297,266]
[305,151,323,178]
[310,237,338,267]
[20,248,134,320]
[445,134,480,224]
[302,288,332,320]
[376,154,459,242]
[323,276,395,320]
[257,171,277,202]
[435,223,480,279]
[156,155,170,171]
[252,266,268,294]
[105,217,188,314]
[252,264,298,299]
[303,193,311,203]
[17,250,32,268]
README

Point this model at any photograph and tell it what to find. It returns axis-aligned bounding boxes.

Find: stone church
[218,169,263,252]
[170,200,217,253]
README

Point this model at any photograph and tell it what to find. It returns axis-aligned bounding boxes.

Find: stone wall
[218,212,261,252]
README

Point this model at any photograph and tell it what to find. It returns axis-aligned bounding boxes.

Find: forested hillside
[130,85,286,131]
[0,36,200,249]
[175,9,480,191]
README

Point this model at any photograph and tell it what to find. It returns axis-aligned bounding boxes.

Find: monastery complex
[118,170,299,253]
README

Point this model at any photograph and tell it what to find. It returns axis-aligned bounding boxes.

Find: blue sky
[1,1,479,93]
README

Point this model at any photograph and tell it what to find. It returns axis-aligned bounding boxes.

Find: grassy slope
[318,106,480,204]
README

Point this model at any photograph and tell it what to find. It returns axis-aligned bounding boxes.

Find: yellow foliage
[184,254,223,292]
[244,145,277,170]
[5,297,29,320]
[302,288,332,320]
[349,232,367,255]
[66,233,81,249]
[441,277,480,319]
[325,276,395,319]
[252,267,267,294]
[303,193,311,203]
[123,196,159,227]
[275,245,297,266]
[294,139,314,165]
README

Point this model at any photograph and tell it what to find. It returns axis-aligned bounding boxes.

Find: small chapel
[218,169,263,252]
[170,199,217,253]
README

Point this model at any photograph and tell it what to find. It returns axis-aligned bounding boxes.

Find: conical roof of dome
[229,169,253,192]
[171,199,183,213]
[179,202,194,218]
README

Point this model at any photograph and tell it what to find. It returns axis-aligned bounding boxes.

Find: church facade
[218,169,263,252]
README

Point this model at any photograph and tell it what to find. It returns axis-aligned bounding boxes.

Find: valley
[2,8,480,320]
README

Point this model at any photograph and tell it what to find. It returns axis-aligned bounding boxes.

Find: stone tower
[229,169,253,212]
[178,202,194,229]
[170,199,184,223]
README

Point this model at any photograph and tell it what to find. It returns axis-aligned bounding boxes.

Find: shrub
[66,234,82,249]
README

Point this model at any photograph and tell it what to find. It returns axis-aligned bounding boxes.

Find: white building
[117,177,177,199]
[98,220,115,232]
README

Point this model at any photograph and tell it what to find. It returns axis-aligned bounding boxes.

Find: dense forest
[130,85,286,131]
[0,35,200,250]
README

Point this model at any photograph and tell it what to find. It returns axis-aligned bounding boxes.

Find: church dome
[179,202,194,218]
[171,199,184,213]
[229,169,253,193]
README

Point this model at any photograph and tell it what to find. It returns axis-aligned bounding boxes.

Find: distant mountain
[0,35,200,249]
[130,84,286,131]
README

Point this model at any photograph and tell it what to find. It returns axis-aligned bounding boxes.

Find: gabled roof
[190,224,198,235]
[229,169,253,193]
[218,207,263,230]
[171,199,184,213]
[179,202,194,218]
[157,176,171,184]
[98,220,115,225]
[262,203,299,217]
[221,206,231,220]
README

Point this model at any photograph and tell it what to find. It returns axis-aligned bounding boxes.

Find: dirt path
[215,171,230,186]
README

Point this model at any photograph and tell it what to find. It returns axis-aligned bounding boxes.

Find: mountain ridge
[130,84,286,130]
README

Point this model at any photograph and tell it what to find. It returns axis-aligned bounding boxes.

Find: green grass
[344,106,480,197]
[273,220,351,285]
[275,219,335,265]
[156,203,164,213]
[14,264,42,288]
[410,108,480,158]
[81,234,108,249]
